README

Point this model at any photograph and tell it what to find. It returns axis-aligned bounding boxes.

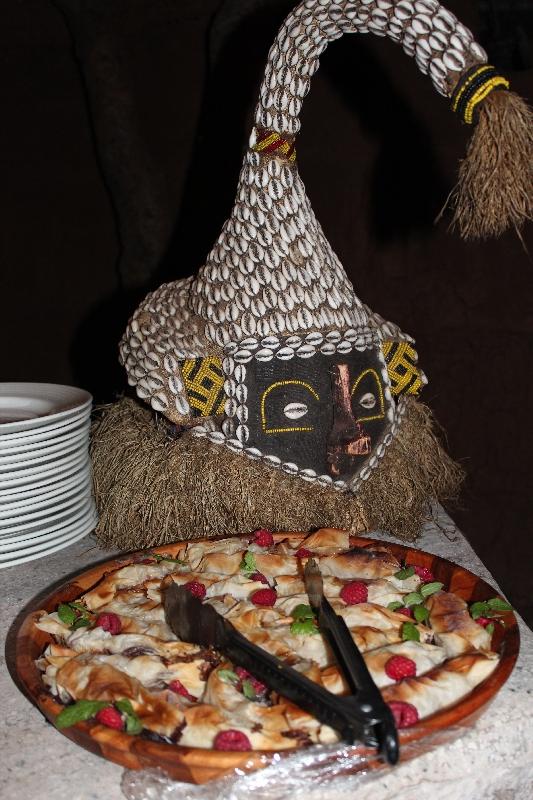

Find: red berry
[168,679,196,701]
[476,616,492,628]
[340,581,368,605]
[397,607,413,618]
[250,588,277,606]
[184,580,206,600]
[235,667,267,696]
[214,729,252,751]
[385,655,417,681]
[295,548,312,559]
[413,565,435,583]
[95,612,122,635]
[251,571,269,585]
[388,701,419,728]
[95,706,123,730]
[251,529,274,548]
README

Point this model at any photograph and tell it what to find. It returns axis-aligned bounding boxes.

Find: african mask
[118,0,504,495]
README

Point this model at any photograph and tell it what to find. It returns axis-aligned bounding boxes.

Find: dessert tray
[15,529,518,784]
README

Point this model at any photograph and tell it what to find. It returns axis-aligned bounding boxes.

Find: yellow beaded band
[451,65,510,124]
[253,129,297,161]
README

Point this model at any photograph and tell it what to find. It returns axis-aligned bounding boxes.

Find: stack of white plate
[0,383,98,568]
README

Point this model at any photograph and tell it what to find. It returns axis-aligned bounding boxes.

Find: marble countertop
[3,511,533,800]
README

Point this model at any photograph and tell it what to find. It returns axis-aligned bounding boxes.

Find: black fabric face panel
[245,348,392,477]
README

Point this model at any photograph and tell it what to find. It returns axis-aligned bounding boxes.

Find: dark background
[2,1,532,624]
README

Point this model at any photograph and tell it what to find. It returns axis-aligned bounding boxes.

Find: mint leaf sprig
[115,699,143,734]
[469,597,512,621]
[57,602,93,630]
[290,603,319,636]
[401,621,420,642]
[55,698,142,734]
[394,566,415,580]
[240,551,257,577]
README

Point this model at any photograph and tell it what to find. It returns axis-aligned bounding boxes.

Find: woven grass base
[90,397,463,550]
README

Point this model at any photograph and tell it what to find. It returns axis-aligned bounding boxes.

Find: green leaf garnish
[241,680,257,700]
[394,566,415,580]
[291,604,315,621]
[387,601,403,611]
[487,598,512,612]
[403,592,424,607]
[72,617,91,630]
[218,669,240,686]
[115,699,143,735]
[69,601,90,613]
[413,605,430,623]
[469,601,490,620]
[401,622,420,642]
[290,619,319,636]
[240,551,257,577]
[486,622,495,636]
[57,603,77,626]
[153,553,185,565]
[55,699,108,729]
[420,582,444,598]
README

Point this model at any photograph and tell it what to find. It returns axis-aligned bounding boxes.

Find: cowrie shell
[283,402,308,420]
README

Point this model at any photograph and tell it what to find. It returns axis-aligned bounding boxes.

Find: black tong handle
[218,616,382,748]
[314,596,399,764]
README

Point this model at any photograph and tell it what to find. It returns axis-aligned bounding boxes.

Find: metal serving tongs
[164,562,399,764]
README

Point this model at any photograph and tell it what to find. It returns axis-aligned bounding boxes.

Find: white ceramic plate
[0,477,90,518]
[0,481,92,524]
[0,384,91,435]
[0,498,96,554]
[0,467,90,510]
[0,418,90,456]
[0,407,91,445]
[0,510,97,567]
[0,492,92,537]
[0,450,88,489]
[0,460,90,500]
[0,430,89,469]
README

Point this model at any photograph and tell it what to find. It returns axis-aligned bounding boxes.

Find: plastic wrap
[121,725,467,800]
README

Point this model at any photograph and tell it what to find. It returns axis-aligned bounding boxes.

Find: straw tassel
[448,88,533,240]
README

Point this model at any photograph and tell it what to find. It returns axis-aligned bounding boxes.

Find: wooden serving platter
[14,533,519,784]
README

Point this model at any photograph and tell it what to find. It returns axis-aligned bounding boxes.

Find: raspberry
[413,565,435,583]
[397,607,413,618]
[251,571,269,585]
[184,580,206,600]
[250,588,277,606]
[388,701,419,729]
[295,548,312,559]
[95,612,122,635]
[235,667,267,696]
[340,581,368,605]
[213,729,252,751]
[385,655,417,681]
[168,679,196,701]
[95,706,123,730]
[251,529,274,548]
[476,616,492,627]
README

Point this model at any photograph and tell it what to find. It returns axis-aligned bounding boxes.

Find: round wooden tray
[15,532,519,785]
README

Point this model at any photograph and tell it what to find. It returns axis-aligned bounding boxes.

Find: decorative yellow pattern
[382,341,423,396]
[463,76,509,123]
[252,129,297,162]
[261,380,319,434]
[350,368,385,423]
[181,358,226,417]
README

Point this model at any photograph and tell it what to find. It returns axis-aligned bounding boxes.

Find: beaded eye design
[261,381,319,434]
[351,369,385,424]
